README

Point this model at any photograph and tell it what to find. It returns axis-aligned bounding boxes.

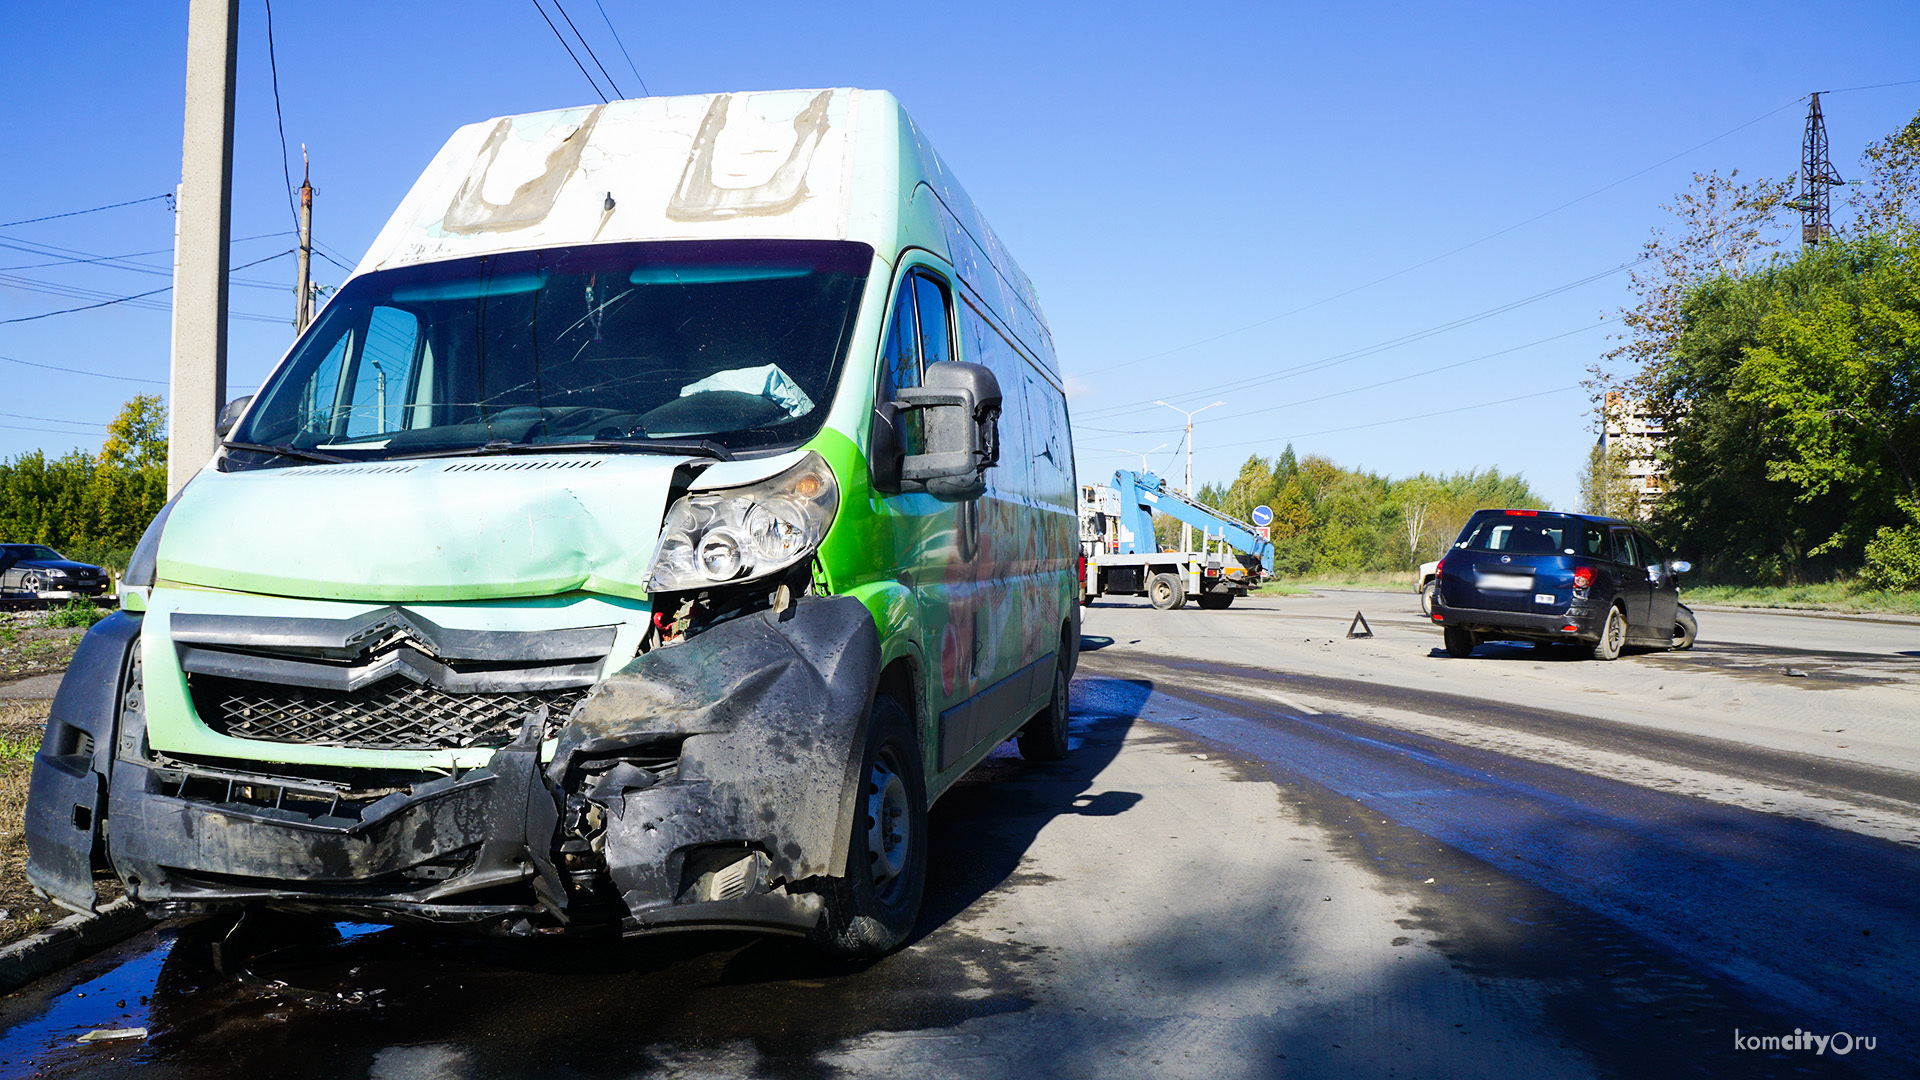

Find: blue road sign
[1251,504,1274,527]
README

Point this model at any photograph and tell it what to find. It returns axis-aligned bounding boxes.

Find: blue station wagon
[1431,509,1697,660]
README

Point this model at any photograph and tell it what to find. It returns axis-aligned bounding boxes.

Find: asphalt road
[0,589,1914,1078]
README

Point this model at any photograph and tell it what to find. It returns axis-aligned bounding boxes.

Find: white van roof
[356,88,1052,365]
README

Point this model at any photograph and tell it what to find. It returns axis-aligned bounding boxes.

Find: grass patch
[35,600,108,629]
[1260,570,1419,594]
[1682,581,1920,616]
[0,700,53,944]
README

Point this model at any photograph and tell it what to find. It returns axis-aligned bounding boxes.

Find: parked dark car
[0,544,110,600]
[1430,509,1696,660]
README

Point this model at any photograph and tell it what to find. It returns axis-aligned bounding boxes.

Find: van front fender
[25,611,141,913]
[549,595,882,924]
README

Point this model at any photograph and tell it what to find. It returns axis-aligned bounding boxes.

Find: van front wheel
[811,693,927,958]
[1148,573,1187,610]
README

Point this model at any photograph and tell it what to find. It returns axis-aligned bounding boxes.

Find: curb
[0,897,153,995]
[1684,603,1920,626]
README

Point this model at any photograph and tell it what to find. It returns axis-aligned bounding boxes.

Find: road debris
[77,1028,147,1043]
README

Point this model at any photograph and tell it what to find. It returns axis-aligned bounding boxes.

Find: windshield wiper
[222,441,351,464]
[392,438,733,462]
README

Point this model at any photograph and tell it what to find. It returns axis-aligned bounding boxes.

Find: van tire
[1148,573,1187,610]
[1420,579,1438,616]
[1017,654,1072,761]
[1196,592,1233,609]
[1443,626,1475,658]
[1589,606,1627,661]
[811,693,927,958]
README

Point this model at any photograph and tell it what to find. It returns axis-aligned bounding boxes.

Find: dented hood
[157,455,685,602]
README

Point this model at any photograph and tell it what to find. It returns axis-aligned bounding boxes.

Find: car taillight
[1078,556,1087,585]
[1435,557,1446,575]
[1572,566,1594,589]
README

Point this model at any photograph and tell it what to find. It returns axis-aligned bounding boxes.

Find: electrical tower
[1790,92,1845,246]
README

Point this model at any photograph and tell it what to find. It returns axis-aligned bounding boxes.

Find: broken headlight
[648,452,838,593]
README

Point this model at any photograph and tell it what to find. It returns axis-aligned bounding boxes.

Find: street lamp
[1118,443,1168,474]
[1155,400,1225,554]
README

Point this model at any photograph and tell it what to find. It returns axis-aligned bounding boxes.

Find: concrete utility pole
[168,0,240,495]
[1154,400,1224,554]
[295,148,314,332]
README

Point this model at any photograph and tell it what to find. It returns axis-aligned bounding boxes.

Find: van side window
[914,273,952,366]
[879,277,923,455]
[1583,525,1608,558]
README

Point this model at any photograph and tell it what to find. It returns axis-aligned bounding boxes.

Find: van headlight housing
[648,452,838,592]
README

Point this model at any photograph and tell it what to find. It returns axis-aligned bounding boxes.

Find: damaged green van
[26,88,1077,956]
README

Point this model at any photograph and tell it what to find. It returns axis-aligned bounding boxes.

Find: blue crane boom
[1110,469,1273,574]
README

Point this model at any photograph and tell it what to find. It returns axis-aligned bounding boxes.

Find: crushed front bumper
[28,596,881,937]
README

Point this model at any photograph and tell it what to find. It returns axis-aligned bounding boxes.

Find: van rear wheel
[1196,592,1233,610]
[1148,573,1186,610]
[1017,652,1072,761]
[811,693,927,958]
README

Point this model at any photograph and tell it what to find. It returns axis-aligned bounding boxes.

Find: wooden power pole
[295,148,313,332]
[168,0,239,495]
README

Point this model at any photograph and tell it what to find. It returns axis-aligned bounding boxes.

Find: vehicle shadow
[1425,640,1594,662]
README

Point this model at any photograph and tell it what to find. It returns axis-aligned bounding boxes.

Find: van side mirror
[216,395,253,438]
[1668,559,1691,575]
[895,362,1001,502]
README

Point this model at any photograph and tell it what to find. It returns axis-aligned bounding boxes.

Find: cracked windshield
[233,239,870,460]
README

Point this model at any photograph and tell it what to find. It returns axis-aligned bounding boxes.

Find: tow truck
[1079,470,1273,610]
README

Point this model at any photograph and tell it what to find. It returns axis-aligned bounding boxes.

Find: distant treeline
[0,396,167,572]
[1166,446,1546,576]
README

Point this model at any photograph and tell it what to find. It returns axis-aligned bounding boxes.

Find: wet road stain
[0,707,1142,1079]
[1074,669,1916,1079]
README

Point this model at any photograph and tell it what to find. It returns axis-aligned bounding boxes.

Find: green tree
[1732,234,1920,554]
[1577,442,1640,520]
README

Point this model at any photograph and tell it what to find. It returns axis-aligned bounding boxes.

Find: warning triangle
[1346,611,1373,639]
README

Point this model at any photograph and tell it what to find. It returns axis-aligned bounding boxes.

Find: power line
[592,0,649,96]
[262,0,300,231]
[0,236,295,289]
[0,410,106,429]
[0,193,173,230]
[1075,94,1809,381]
[1206,320,1611,425]
[0,250,293,324]
[0,354,166,385]
[1077,259,1637,421]
[532,0,608,103]
[554,1,623,99]
[0,230,293,273]
[1205,384,1584,453]
[0,422,109,437]
[1829,77,1920,94]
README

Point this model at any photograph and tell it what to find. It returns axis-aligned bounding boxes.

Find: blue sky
[2,1,1917,510]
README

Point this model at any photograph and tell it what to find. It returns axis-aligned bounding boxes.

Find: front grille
[192,675,588,751]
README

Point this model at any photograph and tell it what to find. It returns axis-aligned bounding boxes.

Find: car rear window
[1458,514,1581,555]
